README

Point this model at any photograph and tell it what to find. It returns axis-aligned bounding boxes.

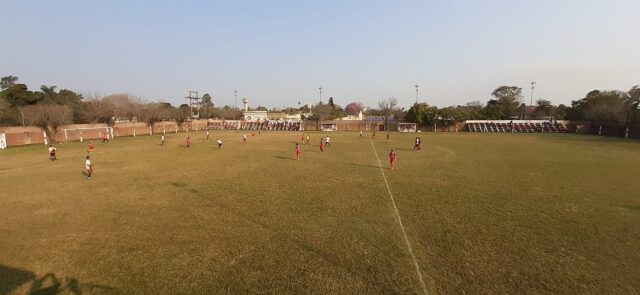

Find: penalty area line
[369,139,429,295]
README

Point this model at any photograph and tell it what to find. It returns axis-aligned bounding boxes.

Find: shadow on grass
[302,149,321,153]
[0,264,118,295]
[350,163,383,170]
[273,156,295,161]
[170,181,200,194]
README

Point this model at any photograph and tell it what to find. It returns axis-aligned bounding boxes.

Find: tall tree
[40,85,58,103]
[22,104,73,140]
[405,103,430,127]
[102,93,140,122]
[567,90,628,124]
[491,86,523,119]
[535,99,553,117]
[201,93,214,119]
[555,104,568,119]
[627,85,640,125]
[138,103,162,128]
[2,84,42,106]
[0,97,16,125]
[378,97,398,131]
[0,76,18,90]
[455,101,485,120]
[174,104,191,129]
[344,102,365,115]
[483,99,502,119]
[85,99,116,126]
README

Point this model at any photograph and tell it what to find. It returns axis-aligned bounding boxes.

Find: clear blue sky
[1,0,639,109]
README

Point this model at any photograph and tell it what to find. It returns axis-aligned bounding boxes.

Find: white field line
[369,139,429,295]
[0,165,43,173]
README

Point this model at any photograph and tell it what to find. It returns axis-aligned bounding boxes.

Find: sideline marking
[369,139,429,294]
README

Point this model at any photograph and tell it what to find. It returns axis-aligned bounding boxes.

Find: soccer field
[1,131,639,294]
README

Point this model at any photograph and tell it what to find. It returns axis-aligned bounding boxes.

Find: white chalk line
[369,139,429,295]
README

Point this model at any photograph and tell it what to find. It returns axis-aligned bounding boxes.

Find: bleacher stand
[465,120,567,133]
[207,120,302,131]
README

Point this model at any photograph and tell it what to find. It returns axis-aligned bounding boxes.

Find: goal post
[63,127,113,143]
[398,122,417,132]
[0,132,6,149]
[320,123,337,132]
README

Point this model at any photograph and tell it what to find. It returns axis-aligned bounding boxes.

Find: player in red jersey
[389,149,397,170]
[186,136,192,148]
[87,140,96,154]
[319,138,325,152]
[295,143,301,160]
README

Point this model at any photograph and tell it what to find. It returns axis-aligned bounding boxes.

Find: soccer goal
[398,122,417,132]
[0,132,6,149]
[320,123,337,132]
[62,127,113,143]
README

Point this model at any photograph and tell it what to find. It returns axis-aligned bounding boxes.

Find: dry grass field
[1,131,639,294]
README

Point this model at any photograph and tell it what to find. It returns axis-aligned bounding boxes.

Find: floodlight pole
[530,81,536,107]
[234,89,238,110]
[319,87,323,104]
[415,84,419,105]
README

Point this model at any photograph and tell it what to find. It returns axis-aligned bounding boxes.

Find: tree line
[0,76,244,138]
[402,85,640,132]
[2,75,638,136]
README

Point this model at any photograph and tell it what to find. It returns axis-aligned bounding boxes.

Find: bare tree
[137,103,162,128]
[22,104,73,140]
[378,97,398,131]
[85,99,116,126]
[174,105,191,130]
[102,93,142,122]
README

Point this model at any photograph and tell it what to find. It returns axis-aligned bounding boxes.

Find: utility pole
[319,86,323,104]
[186,91,200,119]
[415,84,419,105]
[234,89,238,110]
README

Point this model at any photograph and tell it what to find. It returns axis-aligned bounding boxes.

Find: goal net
[320,123,337,132]
[63,127,113,143]
[398,123,417,132]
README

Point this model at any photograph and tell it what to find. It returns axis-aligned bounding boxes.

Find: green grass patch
[1,131,639,293]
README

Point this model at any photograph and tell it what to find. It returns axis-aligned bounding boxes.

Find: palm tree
[40,85,58,103]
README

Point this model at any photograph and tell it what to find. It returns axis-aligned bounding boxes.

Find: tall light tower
[415,84,420,105]
[530,81,536,106]
[234,89,238,110]
[186,90,200,119]
[319,86,323,104]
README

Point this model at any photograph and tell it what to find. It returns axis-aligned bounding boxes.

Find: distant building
[242,98,302,122]
[339,110,364,121]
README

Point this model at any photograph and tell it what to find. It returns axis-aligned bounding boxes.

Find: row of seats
[467,122,567,133]
[206,121,302,131]
[240,121,302,131]
[207,122,241,130]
